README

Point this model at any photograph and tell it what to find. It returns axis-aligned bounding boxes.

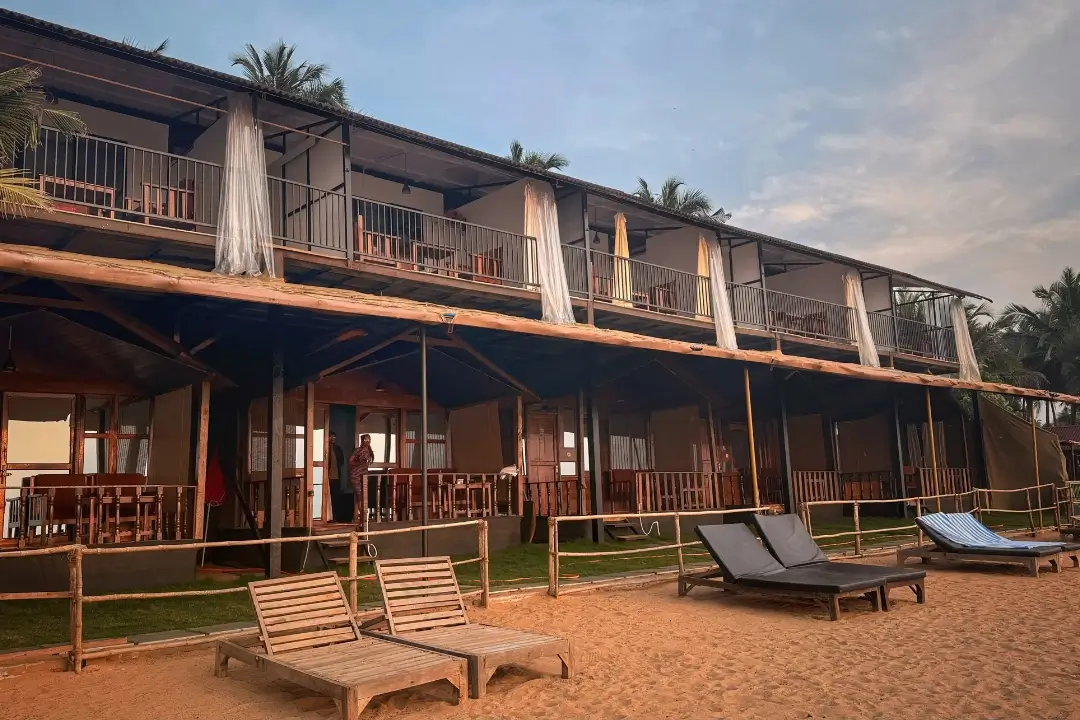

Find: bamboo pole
[674,513,684,578]
[925,387,939,497]
[1029,400,1041,529]
[192,379,211,539]
[515,395,524,516]
[478,520,490,608]
[915,498,924,546]
[347,531,358,613]
[852,501,862,556]
[547,517,559,598]
[1025,488,1035,534]
[69,546,83,674]
[744,366,761,508]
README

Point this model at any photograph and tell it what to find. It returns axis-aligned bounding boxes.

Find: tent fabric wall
[979,396,1067,510]
[836,415,891,472]
[650,406,700,470]
[148,386,192,486]
[788,414,828,470]
[448,401,502,472]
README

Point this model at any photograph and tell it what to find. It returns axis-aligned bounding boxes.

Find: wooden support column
[586,356,604,541]
[706,399,720,507]
[576,388,587,514]
[268,325,285,578]
[1029,399,1040,488]
[515,395,524,516]
[192,379,211,539]
[969,390,985,488]
[776,374,795,513]
[304,381,315,527]
[582,189,595,326]
[743,366,761,508]
[891,389,908,516]
[925,387,939,497]
[341,123,355,263]
[420,326,429,556]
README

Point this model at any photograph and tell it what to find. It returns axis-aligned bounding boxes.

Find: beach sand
[5,557,1080,720]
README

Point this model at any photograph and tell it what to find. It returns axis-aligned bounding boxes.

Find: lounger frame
[214,572,467,718]
[896,546,1075,577]
[678,567,886,621]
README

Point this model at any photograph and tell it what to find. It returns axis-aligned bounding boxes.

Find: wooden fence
[0,520,489,673]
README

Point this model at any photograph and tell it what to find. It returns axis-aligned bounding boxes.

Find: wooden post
[304,382,315,527]
[420,326,429,556]
[268,329,285,578]
[340,123,355,263]
[192,379,211,539]
[674,512,684,577]
[478,520,490,608]
[1029,399,1040,528]
[924,387,939,497]
[515,395,524,516]
[743,366,761,508]
[586,357,605,541]
[852,501,862,556]
[347,531,358,613]
[914,498,924,546]
[582,189,595,325]
[974,488,983,522]
[1025,487,1035,534]
[706,400,720,508]
[776,377,795,513]
[68,546,83,674]
[891,389,908,517]
[576,388,587,515]
[547,517,559,597]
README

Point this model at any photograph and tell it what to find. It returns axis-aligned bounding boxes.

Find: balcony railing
[868,311,958,362]
[268,176,349,254]
[763,288,856,344]
[561,248,711,318]
[353,198,538,288]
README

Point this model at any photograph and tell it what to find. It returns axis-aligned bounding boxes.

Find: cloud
[735,1,1080,306]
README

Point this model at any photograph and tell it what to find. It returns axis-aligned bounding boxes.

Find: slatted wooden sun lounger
[214,572,467,718]
[897,513,1080,578]
[372,556,573,698]
[751,513,926,610]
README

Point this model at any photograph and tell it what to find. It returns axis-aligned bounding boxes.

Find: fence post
[1054,488,1063,529]
[852,502,862,557]
[914,499,924,546]
[547,517,559,598]
[68,545,84,674]
[674,512,684,577]
[478,520,490,608]
[347,531,358,613]
[1025,489,1035,535]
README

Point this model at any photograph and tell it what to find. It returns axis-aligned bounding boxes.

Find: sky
[13,0,1080,306]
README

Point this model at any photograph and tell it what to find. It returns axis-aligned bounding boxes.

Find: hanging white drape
[950,297,981,381]
[215,93,274,277]
[843,270,880,367]
[702,234,738,350]
[524,181,575,325]
[612,213,633,307]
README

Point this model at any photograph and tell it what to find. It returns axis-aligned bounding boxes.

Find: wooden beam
[656,358,721,404]
[192,379,210,539]
[448,333,537,399]
[55,282,215,375]
[744,365,761,508]
[925,386,938,496]
[0,276,29,294]
[268,329,285,578]
[189,336,217,356]
[310,328,367,354]
[304,381,315,528]
[313,329,416,380]
[0,243,1071,403]
[0,293,88,311]
[515,394,524,516]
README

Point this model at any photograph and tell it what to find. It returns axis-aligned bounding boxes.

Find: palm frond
[122,37,170,54]
[631,177,653,202]
[0,168,53,216]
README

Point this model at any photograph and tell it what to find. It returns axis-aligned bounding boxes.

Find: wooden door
[526,413,558,513]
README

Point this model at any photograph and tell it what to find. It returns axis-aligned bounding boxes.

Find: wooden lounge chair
[680,524,890,621]
[215,572,468,718]
[751,513,926,610]
[373,556,573,698]
[898,512,1080,578]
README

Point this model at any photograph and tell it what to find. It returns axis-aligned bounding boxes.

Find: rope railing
[0,520,489,673]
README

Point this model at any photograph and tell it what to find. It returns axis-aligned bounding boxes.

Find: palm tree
[122,37,170,54]
[231,41,348,108]
[0,66,85,215]
[507,140,569,171]
[632,176,730,221]
[1001,267,1080,398]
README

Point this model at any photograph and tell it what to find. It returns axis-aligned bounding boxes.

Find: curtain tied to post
[950,297,982,382]
[843,270,880,367]
[215,93,274,277]
[699,234,738,350]
[524,181,575,325]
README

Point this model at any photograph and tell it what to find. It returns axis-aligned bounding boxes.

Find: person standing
[327,431,348,523]
[349,434,375,525]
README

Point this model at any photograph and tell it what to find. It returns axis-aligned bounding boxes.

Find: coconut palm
[231,41,348,108]
[1001,267,1080,397]
[632,176,730,221]
[507,140,569,171]
[122,37,170,54]
[0,65,85,215]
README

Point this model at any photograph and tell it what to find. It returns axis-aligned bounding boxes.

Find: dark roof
[1048,425,1080,445]
[0,8,988,303]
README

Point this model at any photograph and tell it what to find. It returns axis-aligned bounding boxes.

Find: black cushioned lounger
[680,524,891,621]
[751,513,926,610]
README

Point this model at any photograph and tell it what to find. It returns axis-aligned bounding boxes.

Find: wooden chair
[373,557,573,698]
[94,474,159,543]
[215,572,467,718]
[31,474,94,544]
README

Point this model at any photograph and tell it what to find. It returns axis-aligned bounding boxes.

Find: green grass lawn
[0,510,1060,653]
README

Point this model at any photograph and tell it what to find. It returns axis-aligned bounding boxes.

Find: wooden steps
[604,518,649,542]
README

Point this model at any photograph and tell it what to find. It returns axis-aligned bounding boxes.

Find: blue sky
[15,0,1080,305]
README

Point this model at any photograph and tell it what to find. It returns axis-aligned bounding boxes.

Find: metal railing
[562,244,589,297]
[268,176,349,254]
[868,311,958,362]
[727,282,767,328]
[15,127,222,231]
[561,248,712,318]
[763,287,856,343]
[354,197,538,288]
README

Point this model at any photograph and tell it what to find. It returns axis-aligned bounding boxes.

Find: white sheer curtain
[215,93,274,277]
[843,270,880,367]
[612,213,632,308]
[950,297,981,381]
[524,181,575,325]
[704,234,738,350]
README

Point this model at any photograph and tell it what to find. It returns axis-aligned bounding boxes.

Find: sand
[5,558,1080,720]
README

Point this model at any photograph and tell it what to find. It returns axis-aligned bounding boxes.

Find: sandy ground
[5,557,1080,720]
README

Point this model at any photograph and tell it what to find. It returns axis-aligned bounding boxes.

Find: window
[249,392,305,475]
[80,396,150,475]
[404,411,448,469]
[357,411,398,470]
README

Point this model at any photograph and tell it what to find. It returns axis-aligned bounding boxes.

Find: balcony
[869,311,958,362]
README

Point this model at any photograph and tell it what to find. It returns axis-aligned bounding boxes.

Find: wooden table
[38,175,115,218]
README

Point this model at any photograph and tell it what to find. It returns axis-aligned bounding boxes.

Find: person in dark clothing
[327,431,350,523]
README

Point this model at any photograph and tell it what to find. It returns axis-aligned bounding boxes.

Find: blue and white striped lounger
[896,512,1080,577]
